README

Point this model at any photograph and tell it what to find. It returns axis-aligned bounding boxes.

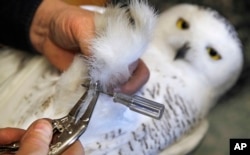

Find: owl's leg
[86,1,156,91]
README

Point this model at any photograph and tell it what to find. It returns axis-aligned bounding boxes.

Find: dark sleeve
[0,0,43,52]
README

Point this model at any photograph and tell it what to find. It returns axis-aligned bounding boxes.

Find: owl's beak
[174,43,190,60]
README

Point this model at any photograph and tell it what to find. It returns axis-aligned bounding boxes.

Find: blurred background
[65,0,249,154]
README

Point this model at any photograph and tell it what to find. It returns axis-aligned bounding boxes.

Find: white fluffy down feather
[86,1,156,90]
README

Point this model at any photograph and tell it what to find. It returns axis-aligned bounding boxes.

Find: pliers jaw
[0,80,165,154]
[50,81,100,155]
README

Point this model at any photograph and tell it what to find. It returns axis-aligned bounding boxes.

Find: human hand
[0,119,84,155]
[30,0,95,71]
[118,59,150,94]
[30,0,149,94]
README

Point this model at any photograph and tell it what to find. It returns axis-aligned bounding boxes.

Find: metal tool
[48,81,100,155]
[0,143,19,154]
[81,83,165,120]
[0,81,100,155]
[0,81,165,154]
[101,91,165,120]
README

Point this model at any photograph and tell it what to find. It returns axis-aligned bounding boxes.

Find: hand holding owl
[29,0,149,94]
[0,119,84,155]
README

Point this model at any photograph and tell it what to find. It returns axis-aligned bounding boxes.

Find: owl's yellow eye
[176,18,189,30]
[207,47,222,60]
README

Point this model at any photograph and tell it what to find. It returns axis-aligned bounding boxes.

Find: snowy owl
[0,2,243,155]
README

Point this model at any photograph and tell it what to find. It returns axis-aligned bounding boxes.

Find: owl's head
[154,4,243,96]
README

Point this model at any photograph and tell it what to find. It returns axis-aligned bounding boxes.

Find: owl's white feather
[87,1,156,90]
[0,2,243,155]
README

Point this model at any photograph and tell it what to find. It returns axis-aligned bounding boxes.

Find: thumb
[17,119,53,155]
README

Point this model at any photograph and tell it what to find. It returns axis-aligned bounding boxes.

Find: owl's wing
[0,48,60,128]
[160,120,208,155]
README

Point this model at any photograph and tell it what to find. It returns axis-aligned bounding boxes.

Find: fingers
[17,119,53,155]
[30,0,95,71]
[42,39,76,71]
[120,59,150,94]
[0,119,84,155]
[48,6,95,56]
[0,128,25,145]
